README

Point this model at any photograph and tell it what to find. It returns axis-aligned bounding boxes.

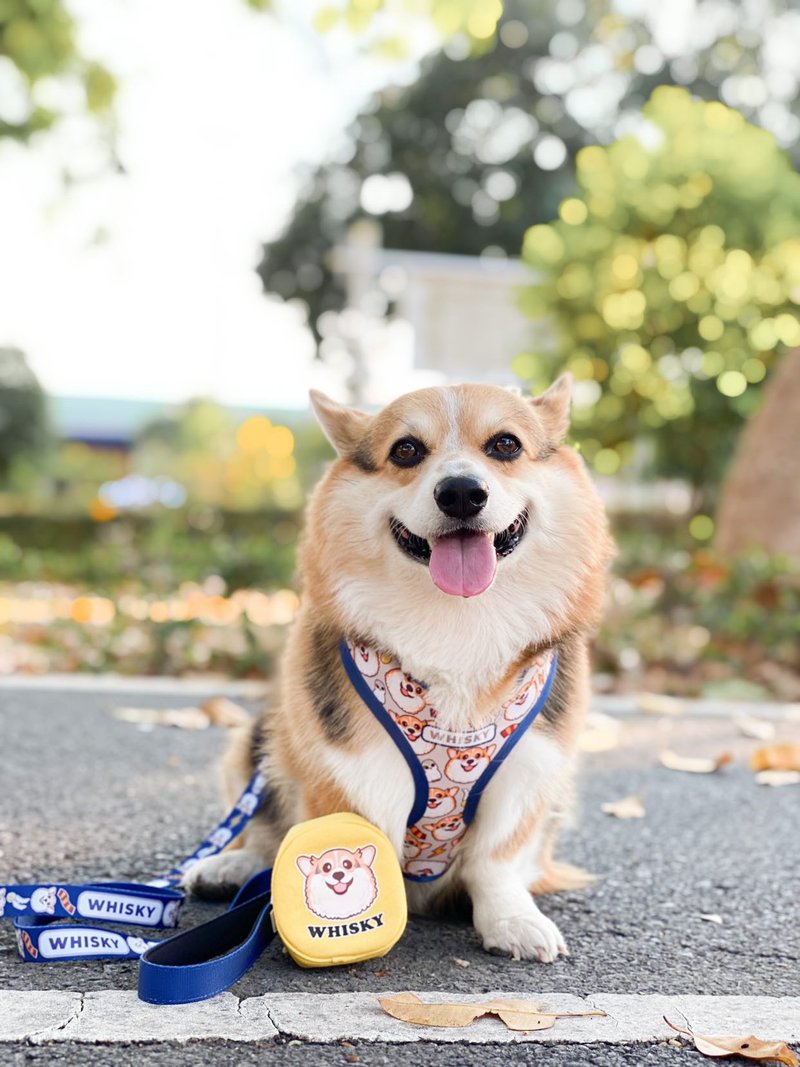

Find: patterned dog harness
[339,640,557,883]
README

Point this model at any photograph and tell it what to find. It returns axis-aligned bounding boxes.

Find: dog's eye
[343,860,352,870]
[389,437,427,468]
[486,433,522,460]
[323,862,332,873]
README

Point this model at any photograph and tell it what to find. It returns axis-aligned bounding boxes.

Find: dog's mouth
[326,878,353,896]
[390,510,528,598]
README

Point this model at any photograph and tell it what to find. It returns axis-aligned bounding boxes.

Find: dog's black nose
[434,476,489,520]
[332,870,345,881]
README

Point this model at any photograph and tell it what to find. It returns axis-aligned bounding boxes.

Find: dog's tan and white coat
[184,378,613,962]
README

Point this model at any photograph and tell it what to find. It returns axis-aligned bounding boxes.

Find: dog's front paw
[479,910,568,963]
[181,849,265,901]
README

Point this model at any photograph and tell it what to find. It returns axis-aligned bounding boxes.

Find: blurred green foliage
[600,543,800,700]
[258,0,800,343]
[520,87,800,492]
[0,508,300,591]
[0,347,50,478]
[310,0,502,50]
[0,0,114,140]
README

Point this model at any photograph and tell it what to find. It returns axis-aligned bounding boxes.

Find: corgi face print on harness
[445,745,496,783]
[393,713,434,754]
[425,786,459,817]
[297,845,379,921]
[385,669,427,713]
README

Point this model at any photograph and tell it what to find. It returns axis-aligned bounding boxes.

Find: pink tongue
[429,532,497,597]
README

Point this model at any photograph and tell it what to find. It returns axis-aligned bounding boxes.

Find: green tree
[0,0,114,141]
[0,347,49,478]
[309,0,503,48]
[520,86,800,495]
[257,0,800,341]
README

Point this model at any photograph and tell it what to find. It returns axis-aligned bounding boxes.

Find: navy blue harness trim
[463,652,557,824]
[339,640,558,879]
[339,640,430,827]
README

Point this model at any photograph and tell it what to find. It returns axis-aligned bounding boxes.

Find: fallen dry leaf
[698,913,723,924]
[660,750,733,774]
[579,711,623,753]
[665,1018,798,1065]
[749,742,800,773]
[636,692,685,716]
[200,696,251,728]
[755,770,800,787]
[734,716,776,742]
[378,993,605,1033]
[112,706,210,730]
[601,795,646,819]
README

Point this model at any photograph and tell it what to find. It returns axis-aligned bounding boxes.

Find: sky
[0,0,430,409]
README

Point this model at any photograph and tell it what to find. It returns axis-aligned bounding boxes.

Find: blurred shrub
[520,87,800,493]
[0,509,301,592]
[0,347,50,478]
[599,544,800,699]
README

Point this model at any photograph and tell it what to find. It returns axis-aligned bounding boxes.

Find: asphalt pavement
[1,681,798,1062]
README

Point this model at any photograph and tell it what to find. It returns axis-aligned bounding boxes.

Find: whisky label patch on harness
[341,640,557,882]
[271,812,406,968]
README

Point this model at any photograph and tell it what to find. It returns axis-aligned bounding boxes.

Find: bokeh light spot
[559,198,588,225]
[717,371,747,397]
[689,515,715,540]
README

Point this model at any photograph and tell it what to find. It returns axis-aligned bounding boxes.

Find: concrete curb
[1,990,797,1045]
[0,673,269,698]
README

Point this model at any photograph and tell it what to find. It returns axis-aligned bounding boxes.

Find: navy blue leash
[1,768,278,1000]
[137,868,276,1004]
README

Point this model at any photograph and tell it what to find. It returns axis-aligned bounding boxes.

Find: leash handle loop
[138,869,276,1004]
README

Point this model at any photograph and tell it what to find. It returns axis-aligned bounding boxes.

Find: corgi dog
[297,845,379,920]
[184,378,613,962]
[444,745,497,784]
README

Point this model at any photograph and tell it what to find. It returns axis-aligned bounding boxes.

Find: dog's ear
[485,744,497,759]
[356,845,377,868]
[309,390,373,460]
[529,373,573,443]
[296,855,315,877]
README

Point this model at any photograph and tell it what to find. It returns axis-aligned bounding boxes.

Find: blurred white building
[331,226,542,404]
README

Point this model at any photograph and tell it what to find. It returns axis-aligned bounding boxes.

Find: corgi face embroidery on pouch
[297,845,379,921]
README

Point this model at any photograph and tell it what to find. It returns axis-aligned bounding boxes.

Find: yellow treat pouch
[138,810,407,1003]
[271,812,407,968]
